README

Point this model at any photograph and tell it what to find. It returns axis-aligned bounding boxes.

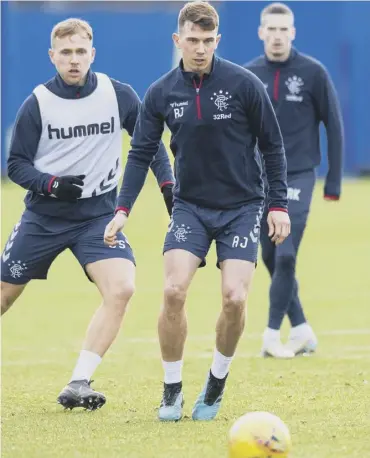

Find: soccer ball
[228,411,292,457]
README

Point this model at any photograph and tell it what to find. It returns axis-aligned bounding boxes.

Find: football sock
[70,350,102,383]
[211,349,233,379]
[162,360,183,384]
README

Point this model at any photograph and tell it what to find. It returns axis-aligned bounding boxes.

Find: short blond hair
[50,18,93,48]
[178,1,219,32]
[260,3,294,25]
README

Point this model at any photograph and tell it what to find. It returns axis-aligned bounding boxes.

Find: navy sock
[268,255,296,330]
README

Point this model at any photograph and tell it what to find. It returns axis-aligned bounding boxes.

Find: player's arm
[242,73,288,211]
[117,84,166,214]
[112,80,174,216]
[7,95,54,194]
[104,85,166,245]
[241,72,290,244]
[7,95,85,201]
[313,65,344,200]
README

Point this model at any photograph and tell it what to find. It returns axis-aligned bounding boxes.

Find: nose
[274,30,284,39]
[196,41,206,54]
[70,53,79,64]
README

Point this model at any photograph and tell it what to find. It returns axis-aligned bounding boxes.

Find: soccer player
[1,18,174,410]
[244,3,344,357]
[104,2,290,421]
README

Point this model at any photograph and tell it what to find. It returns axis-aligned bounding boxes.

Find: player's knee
[276,254,296,273]
[164,283,187,309]
[103,281,135,311]
[222,288,246,317]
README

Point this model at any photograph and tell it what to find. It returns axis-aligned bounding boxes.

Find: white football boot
[261,329,295,359]
[285,323,318,355]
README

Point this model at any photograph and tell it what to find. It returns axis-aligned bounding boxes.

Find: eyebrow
[186,37,215,41]
[59,47,88,52]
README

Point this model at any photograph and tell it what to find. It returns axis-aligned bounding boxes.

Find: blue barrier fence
[2,1,369,176]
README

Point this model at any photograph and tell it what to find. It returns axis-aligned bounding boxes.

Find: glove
[161,184,174,216]
[48,175,85,202]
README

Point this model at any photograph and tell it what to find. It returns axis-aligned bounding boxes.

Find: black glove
[162,184,174,216]
[48,175,85,202]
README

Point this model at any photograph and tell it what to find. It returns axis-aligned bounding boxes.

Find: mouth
[69,69,80,76]
[193,58,206,65]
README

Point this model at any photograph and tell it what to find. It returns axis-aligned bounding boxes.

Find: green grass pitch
[1,133,370,457]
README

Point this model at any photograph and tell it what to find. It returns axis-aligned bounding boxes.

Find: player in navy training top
[104,2,291,422]
[1,18,174,411]
[244,3,344,358]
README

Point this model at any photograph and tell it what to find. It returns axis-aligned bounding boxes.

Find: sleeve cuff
[47,176,57,194]
[115,206,130,216]
[269,207,288,213]
[160,181,174,190]
[324,195,339,201]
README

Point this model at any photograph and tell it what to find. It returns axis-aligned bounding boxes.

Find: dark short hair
[178,1,219,32]
[261,2,294,24]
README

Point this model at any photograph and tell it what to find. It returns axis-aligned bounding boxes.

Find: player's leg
[264,220,299,343]
[1,282,26,315]
[192,202,261,421]
[264,171,316,356]
[57,216,135,411]
[279,171,317,354]
[81,258,135,358]
[158,200,211,421]
[285,280,307,334]
[259,211,294,358]
[286,281,306,327]
[285,215,318,355]
[160,250,199,363]
[1,212,66,315]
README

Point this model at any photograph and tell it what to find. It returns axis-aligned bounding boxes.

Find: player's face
[258,14,295,61]
[173,21,220,75]
[49,33,96,86]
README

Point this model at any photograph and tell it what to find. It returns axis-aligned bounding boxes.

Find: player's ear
[91,47,96,63]
[48,48,55,65]
[258,26,264,41]
[215,34,221,48]
[291,27,296,41]
[172,32,180,49]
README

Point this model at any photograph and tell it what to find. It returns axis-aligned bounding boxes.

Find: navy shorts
[1,210,135,284]
[164,199,264,267]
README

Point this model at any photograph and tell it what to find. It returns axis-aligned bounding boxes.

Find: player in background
[1,18,174,410]
[244,2,344,358]
[104,2,290,421]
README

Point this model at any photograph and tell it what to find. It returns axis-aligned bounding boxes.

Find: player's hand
[104,211,128,246]
[267,210,291,245]
[48,175,85,202]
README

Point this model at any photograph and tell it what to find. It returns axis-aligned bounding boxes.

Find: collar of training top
[178,55,218,85]
[51,70,97,99]
[264,47,298,68]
